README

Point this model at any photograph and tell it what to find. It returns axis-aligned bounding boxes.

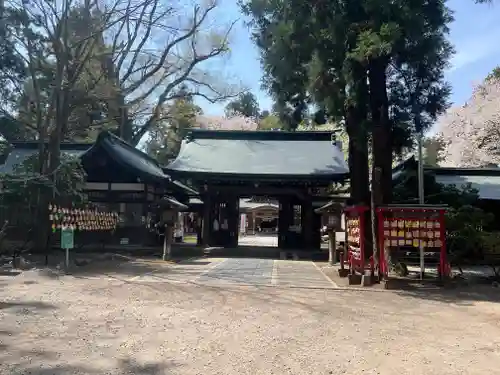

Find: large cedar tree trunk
[368,57,392,274]
[345,63,373,259]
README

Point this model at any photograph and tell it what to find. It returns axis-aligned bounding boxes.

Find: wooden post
[196,215,202,245]
[328,231,336,265]
[303,200,313,249]
[202,194,211,246]
[162,225,173,261]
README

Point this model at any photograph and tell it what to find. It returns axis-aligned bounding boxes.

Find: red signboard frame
[344,205,372,275]
[376,205,448,279]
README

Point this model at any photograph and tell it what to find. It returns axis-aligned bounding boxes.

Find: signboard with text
[61,228,74,249]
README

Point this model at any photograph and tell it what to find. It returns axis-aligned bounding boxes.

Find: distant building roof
[0,132,197,195]
[432,174,500,200]
[0,142,90,174]
[392,158,500,201]
[165,129,348,181]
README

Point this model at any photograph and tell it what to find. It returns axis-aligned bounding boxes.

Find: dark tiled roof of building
[83,131,168,183]
[392,156,500,200]
[165,130,348,180]
[0,142,91,174]
[0,132,198,195]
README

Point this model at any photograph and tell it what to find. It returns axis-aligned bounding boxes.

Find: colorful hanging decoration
[376,205,448,279]
[382,218,442,248]
[344,205,373,276]
[48,204,119,233]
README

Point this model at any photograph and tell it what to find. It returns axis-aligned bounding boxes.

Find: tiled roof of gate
[165,130,348,180]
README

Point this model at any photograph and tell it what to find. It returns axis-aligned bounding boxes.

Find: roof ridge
[98,130,166,172]
[10,141,92,150]
[186,129,335,142]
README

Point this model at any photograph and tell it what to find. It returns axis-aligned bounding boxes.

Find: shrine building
[0,131,196,245]
[164,129,348,250]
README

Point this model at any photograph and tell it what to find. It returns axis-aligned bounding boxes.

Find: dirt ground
[2,259,500,375]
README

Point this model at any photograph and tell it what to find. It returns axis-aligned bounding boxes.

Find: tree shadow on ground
[122,275,338,315]
[0,301,61,370]
[23,252,205,280]
[70,261,211,283]
[0,300,57,311]
[69,263,333,315]
[393,283,500,306]
[3,357,177,375]
[0,269,22,276]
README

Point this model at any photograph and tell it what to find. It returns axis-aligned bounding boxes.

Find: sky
[197,0,500,117]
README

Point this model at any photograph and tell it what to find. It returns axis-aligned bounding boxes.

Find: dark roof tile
[166,130,348,179]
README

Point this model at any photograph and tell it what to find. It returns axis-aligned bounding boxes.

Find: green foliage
[349,23,401,62]
[241,0,314,130]
[225,92,260,118]
[422,137,445,166]
[447,205,494,264]
[0,153,87,205]
[12,5,114,143]
[242,0,453,150]
[482,232,500,256]
[146,96,202,164]
[0,152,87,232]
[0,116,37,142]
[479,232,500,278]
[258,114,284,130]
[393,170,494,262]
[0,6,27,109]
[486,66,500,82]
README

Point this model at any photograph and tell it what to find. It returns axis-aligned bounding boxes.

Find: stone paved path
[61,257,337,289]
[273,260,335,288]
[238,235,278,247]
[198,258,274,285]
[197,258,336,288]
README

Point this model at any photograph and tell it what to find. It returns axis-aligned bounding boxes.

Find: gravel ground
[1,265,500,375]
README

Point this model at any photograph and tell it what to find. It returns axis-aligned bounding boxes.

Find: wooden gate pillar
[202,193,212,246]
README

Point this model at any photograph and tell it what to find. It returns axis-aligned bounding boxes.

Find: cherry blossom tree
[195,115,258,130]
[436,74,500,167]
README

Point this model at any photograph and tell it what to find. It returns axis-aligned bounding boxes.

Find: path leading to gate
[129,257,337,289]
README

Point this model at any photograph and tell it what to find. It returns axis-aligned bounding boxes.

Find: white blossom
[195,115,258,130]
[436,76,500,167]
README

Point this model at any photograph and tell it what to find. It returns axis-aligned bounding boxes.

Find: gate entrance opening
[238,197,279,247]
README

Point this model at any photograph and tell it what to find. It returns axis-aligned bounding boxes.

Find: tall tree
[147,90,202,164]
[2,0,240,148]
[2,0,140,174]
[244,0,452,197]
[242,0,314,131]
[0,2,26,112]
[347,0,453,204]
[0,0,138,250]
[243,0,453,265]
[225,92,260,118]
[99,0,240,145]
[10,4,113,143]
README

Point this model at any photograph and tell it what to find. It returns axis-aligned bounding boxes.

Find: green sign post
[61,227,74,270]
